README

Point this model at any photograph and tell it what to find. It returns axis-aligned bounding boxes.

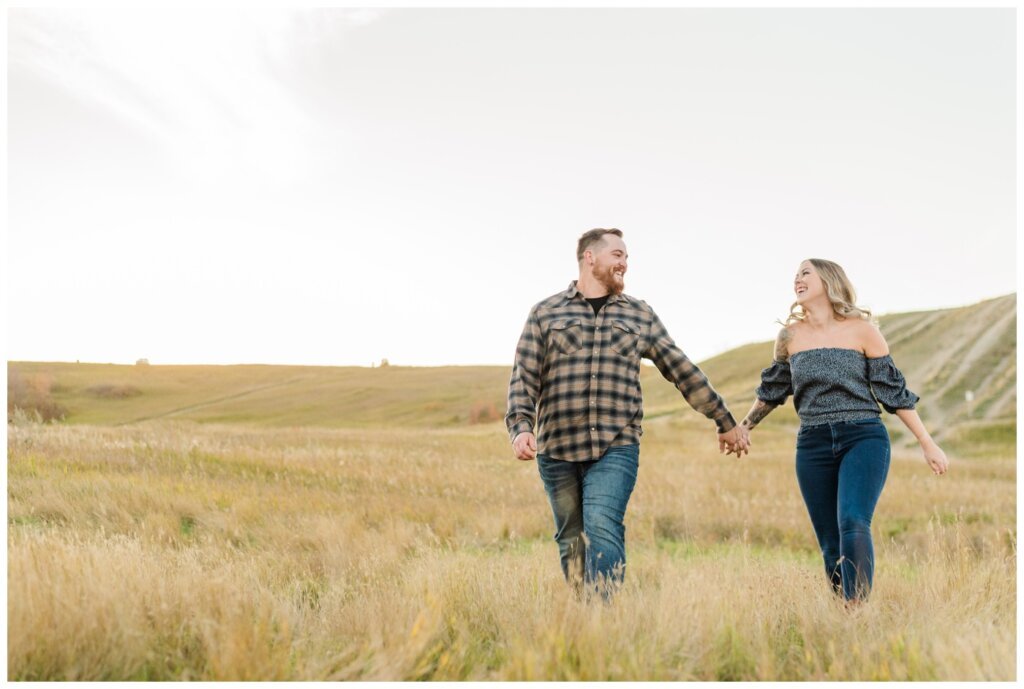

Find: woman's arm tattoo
[742,399,777,430]
[773,327,792,362]
[742,328,790,430]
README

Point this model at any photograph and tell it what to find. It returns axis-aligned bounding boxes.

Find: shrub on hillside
[7,371,66,423]
[85,384,143,399]
[469,400,502,424]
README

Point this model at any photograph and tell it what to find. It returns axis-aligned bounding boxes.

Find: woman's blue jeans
[795,417,891,601]
[537,444,639,599]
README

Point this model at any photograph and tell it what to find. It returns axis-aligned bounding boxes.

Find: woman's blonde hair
[785,258,875,325]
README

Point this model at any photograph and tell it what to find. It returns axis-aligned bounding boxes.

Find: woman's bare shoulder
[853,318,889,356]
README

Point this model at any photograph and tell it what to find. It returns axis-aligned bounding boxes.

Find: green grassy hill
[9,294,1015,449]
[7,363,513,429]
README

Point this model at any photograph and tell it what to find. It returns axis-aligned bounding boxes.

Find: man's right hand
[512,432,538,461]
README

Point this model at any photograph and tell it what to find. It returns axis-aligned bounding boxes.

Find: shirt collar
[566,280,625,304]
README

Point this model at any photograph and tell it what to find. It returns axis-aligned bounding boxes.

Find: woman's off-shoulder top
[755,347,919,426]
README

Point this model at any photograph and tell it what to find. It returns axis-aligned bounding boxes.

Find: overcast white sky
[6,8,1018,367]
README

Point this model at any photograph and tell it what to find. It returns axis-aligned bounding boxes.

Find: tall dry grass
[6,370,66,423]
[7,417,1015,680]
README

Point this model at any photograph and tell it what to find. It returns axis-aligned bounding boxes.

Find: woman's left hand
[922,440,949,475]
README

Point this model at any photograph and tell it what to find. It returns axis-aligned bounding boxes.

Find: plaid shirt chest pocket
[608,319,643,357]
[548,318,584,355]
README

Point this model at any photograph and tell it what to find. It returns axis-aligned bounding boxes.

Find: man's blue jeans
[795,417,891,601]
[537,444,639,598]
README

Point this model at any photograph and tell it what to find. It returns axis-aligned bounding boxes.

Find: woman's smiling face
[794,260,824,305]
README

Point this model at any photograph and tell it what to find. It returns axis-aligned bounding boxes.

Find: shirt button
[591,427,596,431]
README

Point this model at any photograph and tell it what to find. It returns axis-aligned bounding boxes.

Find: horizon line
[7,291,1015,370]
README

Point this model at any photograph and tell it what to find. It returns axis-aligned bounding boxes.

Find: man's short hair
[576,228,623,263]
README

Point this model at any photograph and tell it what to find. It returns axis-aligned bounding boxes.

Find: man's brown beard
[596,264,625,295]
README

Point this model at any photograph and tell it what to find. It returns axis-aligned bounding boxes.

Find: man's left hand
[718,425,750,457]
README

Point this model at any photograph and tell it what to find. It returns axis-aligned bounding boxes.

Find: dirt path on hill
[117,378,305,426]
[920,298,1015,434]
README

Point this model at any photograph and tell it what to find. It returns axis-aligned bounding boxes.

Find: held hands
[512,432,538,461]
[922,439,949,475]
[719,425,751,457]
[515,426,755,461]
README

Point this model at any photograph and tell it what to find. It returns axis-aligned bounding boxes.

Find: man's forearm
[712,409,737,433]
[507,309,543,441]
[506,367,538,441]
[649,346,735,431]
[506,414,535,442]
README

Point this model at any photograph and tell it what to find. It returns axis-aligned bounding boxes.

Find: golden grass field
[6,295,1016,679]
[7,409,1015,680]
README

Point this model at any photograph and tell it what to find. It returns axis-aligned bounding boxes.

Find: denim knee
[584,504,625,542]
[839,514,872,535]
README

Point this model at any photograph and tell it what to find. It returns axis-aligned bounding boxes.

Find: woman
[738,258,949,602]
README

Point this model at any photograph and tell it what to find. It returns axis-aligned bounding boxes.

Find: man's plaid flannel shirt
[506,281,736,462]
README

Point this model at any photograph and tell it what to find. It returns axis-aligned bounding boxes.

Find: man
[506,228,749,599]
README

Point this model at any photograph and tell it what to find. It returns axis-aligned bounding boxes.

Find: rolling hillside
[8,294,1015,446]
[695,293,1017,428]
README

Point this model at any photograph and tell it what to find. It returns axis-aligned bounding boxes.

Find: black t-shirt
[586,295,610,315]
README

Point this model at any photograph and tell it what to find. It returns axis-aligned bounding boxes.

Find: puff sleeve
[755,360,793,406]
[867,355,919,413]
